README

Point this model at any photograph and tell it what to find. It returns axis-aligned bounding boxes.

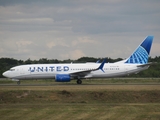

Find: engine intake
[55,74,71,82]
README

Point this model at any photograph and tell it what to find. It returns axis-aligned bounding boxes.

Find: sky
[0,0,160,60]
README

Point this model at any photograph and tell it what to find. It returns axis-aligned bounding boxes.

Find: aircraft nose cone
[2,71,8,78]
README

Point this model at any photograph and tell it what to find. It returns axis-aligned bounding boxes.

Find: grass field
[0,78,160,120]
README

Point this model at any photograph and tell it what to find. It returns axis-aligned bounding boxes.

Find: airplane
[3,36,154,85]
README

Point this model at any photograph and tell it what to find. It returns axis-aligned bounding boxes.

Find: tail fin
[125,36,154,64]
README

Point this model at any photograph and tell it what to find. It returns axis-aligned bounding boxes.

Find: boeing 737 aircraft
[3,36,154,85]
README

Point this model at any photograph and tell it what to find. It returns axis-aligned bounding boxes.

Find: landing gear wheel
[77,79,82,84]
[17,81,20,85]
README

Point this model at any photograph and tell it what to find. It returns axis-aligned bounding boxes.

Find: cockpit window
[10,69,15,71]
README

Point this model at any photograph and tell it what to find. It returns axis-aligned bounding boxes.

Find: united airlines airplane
[3,36,154,85]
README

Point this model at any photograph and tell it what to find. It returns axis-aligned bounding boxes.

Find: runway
[0,83,160,91]
[0,83,160,86]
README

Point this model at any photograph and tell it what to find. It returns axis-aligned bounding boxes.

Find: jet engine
[55,74,71,82]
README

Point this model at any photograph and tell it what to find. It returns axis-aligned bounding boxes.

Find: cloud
[0,0,160,60]
[7,18,54,25]
[151,42,160,57]
[46,41,56,49]
[60,49,86,60]
[70,49,86,60]
[72,37,98,46]
[46,39,69,49]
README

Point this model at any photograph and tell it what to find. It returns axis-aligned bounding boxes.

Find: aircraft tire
[77,79,82,84]
[17,81,20,85]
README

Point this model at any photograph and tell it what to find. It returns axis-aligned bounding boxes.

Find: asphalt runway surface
[0,83,160,91]
[0,83,160,86]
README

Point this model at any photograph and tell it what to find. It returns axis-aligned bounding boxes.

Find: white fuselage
[3,63,148,80]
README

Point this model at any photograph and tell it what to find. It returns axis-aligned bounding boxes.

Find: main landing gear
[77,79,82,84]
[17,81,21,85]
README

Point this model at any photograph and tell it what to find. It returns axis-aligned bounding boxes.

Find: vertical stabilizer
[125,36,154,64]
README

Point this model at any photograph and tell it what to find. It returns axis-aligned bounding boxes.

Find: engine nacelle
[55,74,71,82]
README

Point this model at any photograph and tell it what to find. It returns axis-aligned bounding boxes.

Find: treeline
[0,56,160,78]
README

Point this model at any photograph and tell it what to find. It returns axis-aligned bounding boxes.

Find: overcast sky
[0,0,160,60]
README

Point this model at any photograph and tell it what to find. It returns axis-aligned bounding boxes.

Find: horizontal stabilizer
[137,62,157,67]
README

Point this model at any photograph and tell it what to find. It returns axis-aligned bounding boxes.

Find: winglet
[98,59,106,73]
[96,60,100,63]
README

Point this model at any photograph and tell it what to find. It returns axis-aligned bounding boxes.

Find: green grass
[0,79,160,120]
[0,103,160,120]
[0,88,160,120]
[0,90,160,104]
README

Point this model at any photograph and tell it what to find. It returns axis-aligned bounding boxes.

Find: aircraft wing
[69,59,106,78]
[70,70,93,78]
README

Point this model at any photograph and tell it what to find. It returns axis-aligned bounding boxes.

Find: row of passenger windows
[10,68,120,72]
[71,68,94,71]
[70,68,120,71]
[104,68,120,70]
